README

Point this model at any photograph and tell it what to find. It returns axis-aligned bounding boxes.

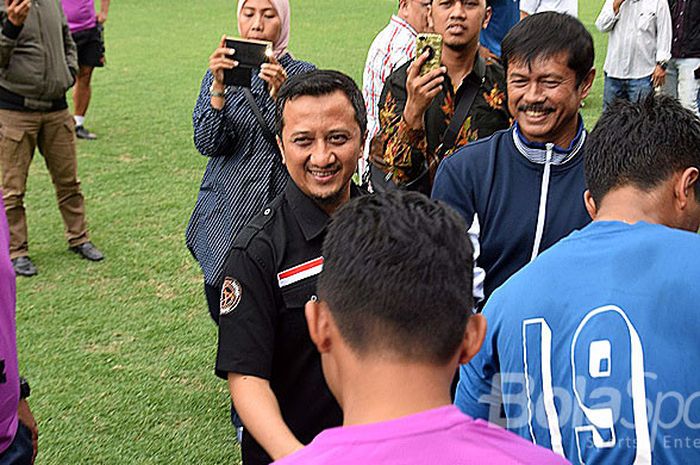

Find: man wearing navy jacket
[432,12,595,306]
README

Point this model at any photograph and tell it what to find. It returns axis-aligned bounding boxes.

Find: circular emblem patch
[220,277,243,316]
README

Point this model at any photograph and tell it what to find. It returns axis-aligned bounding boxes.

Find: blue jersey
[480,0,520,57]
[456,221,700,465]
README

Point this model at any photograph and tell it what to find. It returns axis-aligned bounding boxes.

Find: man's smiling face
[507,52,594,147]
[279,91,362,212]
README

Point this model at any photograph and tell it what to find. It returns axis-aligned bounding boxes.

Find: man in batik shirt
[371,0,511,194]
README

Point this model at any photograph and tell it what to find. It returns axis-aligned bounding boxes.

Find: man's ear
[277,135,286,165]
[398,0,408,17]
[676,167,700,209]
[457,314,487,365]
[483,6,493,30]
[584,190,597,220]
[305,299,333,354]
[579,68,596,101]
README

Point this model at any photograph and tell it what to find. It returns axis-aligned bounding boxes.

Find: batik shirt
[372,55,511,192]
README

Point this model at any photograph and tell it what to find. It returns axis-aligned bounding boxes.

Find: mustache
[306,162,341,172]
[518,103,555,113]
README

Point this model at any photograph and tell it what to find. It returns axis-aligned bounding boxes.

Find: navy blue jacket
[432,123,591,305]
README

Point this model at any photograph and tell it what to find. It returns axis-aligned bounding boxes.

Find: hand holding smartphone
[223,37,273,87]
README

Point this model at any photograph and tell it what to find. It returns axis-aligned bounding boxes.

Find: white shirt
[596,0,672,79]
[520,0,578,17]
[361,15,417,174]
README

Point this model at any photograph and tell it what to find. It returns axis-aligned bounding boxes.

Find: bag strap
[438,75,481,157]
[243,88,280,155]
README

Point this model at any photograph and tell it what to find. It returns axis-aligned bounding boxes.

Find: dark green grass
[15,1,606,463]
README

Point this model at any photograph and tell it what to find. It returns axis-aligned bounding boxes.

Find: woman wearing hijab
[186,0,315,322]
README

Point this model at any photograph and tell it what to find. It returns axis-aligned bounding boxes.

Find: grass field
[15,1,607,463]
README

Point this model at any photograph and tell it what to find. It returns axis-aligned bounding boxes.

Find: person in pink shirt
[60,0,111,140]
[0,198,37,464]
[274,191,570,465]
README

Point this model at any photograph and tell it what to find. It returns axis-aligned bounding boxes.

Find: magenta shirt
[60,0,97,33]
[274,406,570,465]
[0,198,18,454]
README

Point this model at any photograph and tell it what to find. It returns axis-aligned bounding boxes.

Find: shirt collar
[390,15,418,36]
[285,181,364,241]
[512,116,587,165]
[444,54,487,95]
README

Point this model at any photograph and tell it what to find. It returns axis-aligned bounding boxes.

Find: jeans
[661,58,700,117]
[0,422,33,465]
[603,74,653,112]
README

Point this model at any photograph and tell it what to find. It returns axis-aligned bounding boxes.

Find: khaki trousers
[0,108,89,259]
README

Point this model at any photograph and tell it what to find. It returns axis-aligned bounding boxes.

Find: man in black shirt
[215,70,366,465]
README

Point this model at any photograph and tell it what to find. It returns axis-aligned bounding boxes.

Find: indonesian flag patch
[220,277,243,316]
[277,257,324,288]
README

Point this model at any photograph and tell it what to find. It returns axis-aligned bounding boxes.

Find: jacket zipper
[530,143,553,261]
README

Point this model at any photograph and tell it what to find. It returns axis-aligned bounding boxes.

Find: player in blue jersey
[455,93,700,464]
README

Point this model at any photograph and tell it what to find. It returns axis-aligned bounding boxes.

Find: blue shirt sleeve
[192,70,237,158]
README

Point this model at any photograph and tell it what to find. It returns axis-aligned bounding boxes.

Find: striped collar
[390,15,418,36]
[512,118,586,166]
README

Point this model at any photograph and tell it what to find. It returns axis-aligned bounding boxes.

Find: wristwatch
[19,377,30,399]
[657,61,668,70]
[209,83,226,98]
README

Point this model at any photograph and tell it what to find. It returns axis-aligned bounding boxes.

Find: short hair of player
[275,69,367,137]
[585,93,700,205]
[501,12,594,86]
[318,191,474,365]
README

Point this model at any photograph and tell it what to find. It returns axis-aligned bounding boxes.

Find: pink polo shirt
[0,199,18,454]
[60,0,97,33]
[273,405,570,465]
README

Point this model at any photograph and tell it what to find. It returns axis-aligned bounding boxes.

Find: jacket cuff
[2,19,23,40]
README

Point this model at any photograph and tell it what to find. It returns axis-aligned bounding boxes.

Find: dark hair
[275,69,367,137]
[318,191,474,364]
[585,93,700,204]
[501,12,593,86]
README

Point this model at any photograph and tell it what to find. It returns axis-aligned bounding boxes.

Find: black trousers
[0,422,33,465]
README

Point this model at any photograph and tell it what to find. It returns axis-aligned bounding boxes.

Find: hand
[4,0,32,27]
[96,12,107,24]
[403,50,446,130]
[209,35,238,89]
[259,55,287,100]
[17,399,38,464]
[652,64,666,87]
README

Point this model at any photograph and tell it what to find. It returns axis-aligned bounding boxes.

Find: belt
[0,85,67,112]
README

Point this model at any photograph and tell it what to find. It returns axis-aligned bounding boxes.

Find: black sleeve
[215,247,278,380]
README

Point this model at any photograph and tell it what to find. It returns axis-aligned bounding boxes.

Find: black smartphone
[223,37,273,87]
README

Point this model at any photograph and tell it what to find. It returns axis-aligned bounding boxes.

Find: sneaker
[11,256,38,277]
[75,125,97,140]
[69,241,105,261]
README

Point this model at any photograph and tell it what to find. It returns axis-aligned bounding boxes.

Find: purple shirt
[273,406,570,465]
[60,0,97,33]
[0,198,18,454]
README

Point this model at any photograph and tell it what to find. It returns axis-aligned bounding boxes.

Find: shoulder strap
[439,76,481,157]
[243,88,281,155]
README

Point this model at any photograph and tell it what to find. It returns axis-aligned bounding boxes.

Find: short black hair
[318,191,474,364]
[501,12,593,86]
[585,93,700,205]
[275,69,367,137]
